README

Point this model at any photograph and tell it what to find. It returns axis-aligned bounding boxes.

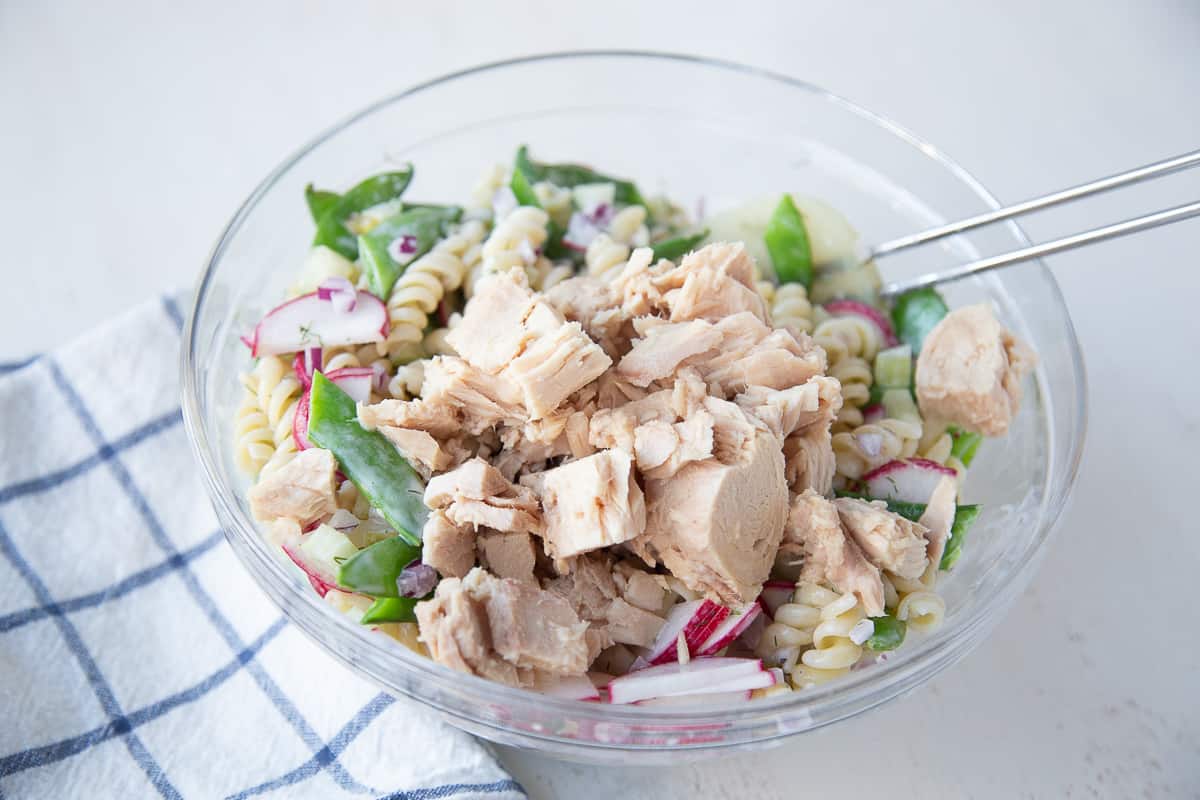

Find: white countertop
[5,1,1197,795]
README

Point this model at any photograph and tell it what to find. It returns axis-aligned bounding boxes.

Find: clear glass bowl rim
[180,50,1088,752]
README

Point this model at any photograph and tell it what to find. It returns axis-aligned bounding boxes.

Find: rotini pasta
[387,358,428,400]
[383,220,486,355]
[770,282,815,335]
[832,417,923,479]
[606,205,649,247]
[233,374,274,475]
[584,233,629,279]
[476,206,549,287]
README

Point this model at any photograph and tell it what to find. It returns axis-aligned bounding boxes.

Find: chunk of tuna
[503,320,612,418]
[783,490,884,616]
[424,458,542,535]
[414,575,521,687]
[621,569,668,613]
[541,552,619,622]
[915,304,1037,437]
[477,531,537,582]
[422,509,476,578]
[735,377,842,441]
[615,319,722,387]
[523,450,646,565]
[783,425,836,496]
[247,448,337,524]
[604,597,665,648]
[358,397,461,439]
[461,568,590,674]
[377,427,453,475]
[666,261,768,324]
[917,475,957,581]
[635,428,788,604]
[420,357,528,433]
[834,497,930,580]
[445,268,557,374]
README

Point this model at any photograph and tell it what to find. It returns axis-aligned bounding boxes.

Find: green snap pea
[651,229,709,262]
[306,372,427,546]
[358,205,462,299]
[311,168,414,259]
[947,424,983,467]
[865,615,907,651]
[764,194,814,288]
[305,185,340,224]
[510,165,541,207]
[337,536,421,598]
[360,596,419,624]
[515,145,647,209]
[891,287,949,352]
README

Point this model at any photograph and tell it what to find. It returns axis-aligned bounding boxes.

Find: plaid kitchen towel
[0,296,525,800]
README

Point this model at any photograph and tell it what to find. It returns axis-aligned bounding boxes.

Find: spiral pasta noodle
[388,358,429,400]
[383,221,486,354]
[247,356,305,477]
[607,205,648,247]
[832,417,922,480]
[585,233,629,279]
[476,206,549,287]
[233,374,274,476]
[770,283,815,335]
[791,585,866,686]
[470,163,507,210]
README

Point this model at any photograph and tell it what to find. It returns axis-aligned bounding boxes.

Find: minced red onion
[517,238,538,266]
[396,562,438,598]
[564,210,605,250]
[387,234,419,264]
[492,186,518,221]
[856,431,884,459]
[370,363,390,394]
[849,618,875,645]
[317,277,357,313]
[327,509,360,532]
[304,347,322,381]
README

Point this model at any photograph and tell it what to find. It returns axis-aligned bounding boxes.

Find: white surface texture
[4,1,1197,797]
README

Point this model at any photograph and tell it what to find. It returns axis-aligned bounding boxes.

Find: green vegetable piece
[311,168,414,260]
[307,372,427,545]
[515,145,647,209]
[360,596,419,624]
[358,205,462,299]
[764,195,814,288]
[337,536,421,598]
[891,287,949,352]
[651,229,710,262]
[947,425,983,467]
[510,165,541,207]
[305,185,340,224]
[866,615,907,651]
[939,504,981,570]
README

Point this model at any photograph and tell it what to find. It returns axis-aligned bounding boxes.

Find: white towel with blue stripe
[0,296,525,800]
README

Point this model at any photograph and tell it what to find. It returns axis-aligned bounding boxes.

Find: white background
[4,1,1197,796]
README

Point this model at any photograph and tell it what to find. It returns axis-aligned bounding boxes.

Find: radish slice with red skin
[758,581,795,618]
[862,403,886,424]
[824,299,899,347]
[324,367,374,404]
[292,390,312,451]
[250,291,389,357]
[534,674,601,701]
[862,458,958,504]
[292,348,323,389]
[281,540,339,597]
[607,657,768,704]
[645,600,730,665]
[695,603,763,657]
[636,690,752,707]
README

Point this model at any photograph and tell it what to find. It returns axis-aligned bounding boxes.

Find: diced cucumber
[299,524,359,570]
[809,260,882,305]
[571,182,616,213]
[874,344,913,389]
[881,388,921,424]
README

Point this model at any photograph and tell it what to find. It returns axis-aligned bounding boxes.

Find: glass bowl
[180,51,1086,764]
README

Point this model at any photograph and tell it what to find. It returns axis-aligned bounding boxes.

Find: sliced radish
[824,299,899,347]
[292,348,322,389]
[324,367,374,404]
[607,657,769,704]
[534,673,601,701]
[282,539,339,597]
[644,600,731,665]
[862,458,958,504]
[292,390,312,451]
[758,581,794,618]
[636,690,752,707]
[250,291,388,357]
[696,604,763,657]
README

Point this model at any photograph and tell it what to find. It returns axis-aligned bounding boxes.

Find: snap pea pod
[865,615,907,651]
[947,424,983,467]
[514,145,647,209]
[891,287,949,352]
[311,169,414,260]
[306,372,427,546]
[763,194,814,289]
[305,185,340,224]
[651,229,709,262]
[337,536,421,598]
[360,596,419,624]
[358,205,462,299]
[834,492,981,571]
